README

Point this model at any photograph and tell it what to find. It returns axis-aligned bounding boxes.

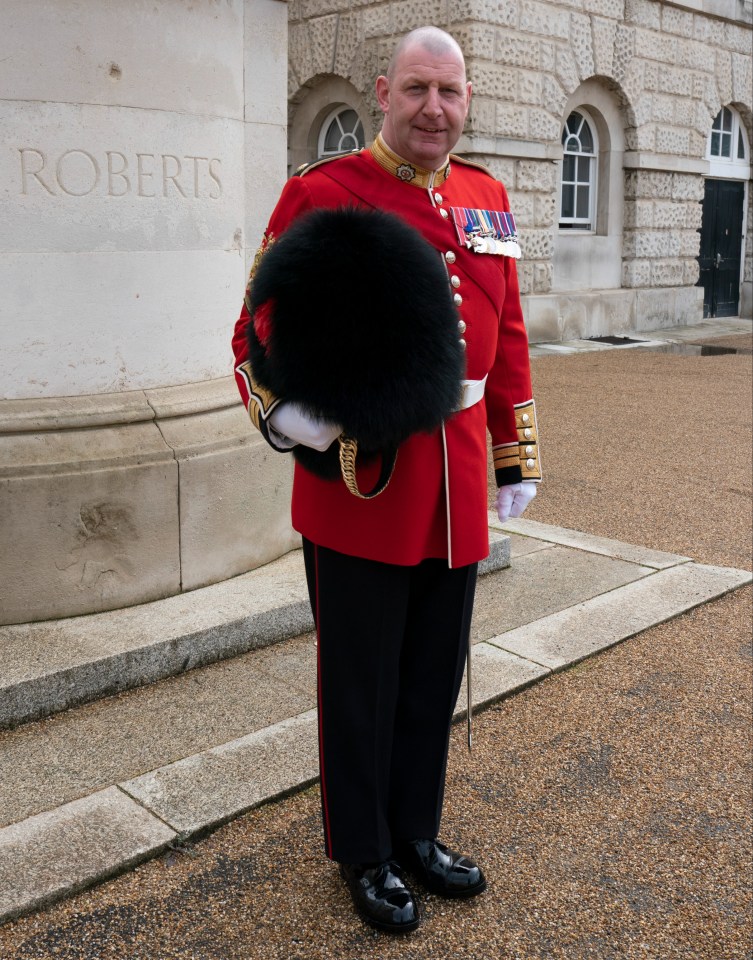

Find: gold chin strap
[338,435,397,499]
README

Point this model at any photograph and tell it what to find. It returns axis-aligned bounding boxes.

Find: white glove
[268,402,342,452]
[496,481,537,522]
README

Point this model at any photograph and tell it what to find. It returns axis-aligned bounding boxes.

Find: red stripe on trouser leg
[314,544,335,860]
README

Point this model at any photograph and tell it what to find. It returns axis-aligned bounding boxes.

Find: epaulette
[295,149,363,177]
[449,154,495,177]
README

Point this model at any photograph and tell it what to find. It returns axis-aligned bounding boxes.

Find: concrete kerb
[1,518,750,926]
[0,532,507,730]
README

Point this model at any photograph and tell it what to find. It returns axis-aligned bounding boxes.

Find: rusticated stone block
[650,259,684,287]
[693,15,725,48]
[621,59,646,104]
[676,38,710,70]
[652,94,694,127]
[393,0,444,33]
[715,49,733,106]
[658,65,696,97]
[622,258,651,288]
[529,108,560,141]
[625,123,655,151]
[592,16,618,76]
[678,230,701,258]
[534,193,556,228]
[625,0,659,30]
[653,201,686,230]
[470,98,496,136]
[656,125,689,155]
[685,203,703,231]
[496,104,528,138]
[520,227,554,261]
[363,6,390,38]
[732,53,753,106]
[516,261,534,295]
[495,34,540,67]
[301,0,341,18]
[518,70,543,106]
[662,5,693,38]
[683,259,700,286]
[584,0,623,18]
[516,159,556,193]
[542,73,567,114]
[612,23,635,81]
[632,94,653,127]
[634,27,678,65]
[482,157,516,186]
[625,170,673,201]
[726,22,753,56]
[308,15,337,74]
[570,12,594,80]
[624,230,680,259]
[555,46,580,95]
[471,62,517,100]
[508,192,535,225]
[671,173,704,203]
[453,24,496,60]
[520,0,570,40]
[640,59,658,92]
[288,24,314,89]
[533,261,552,293]
[333,14,362,78]
[623,199,653,229]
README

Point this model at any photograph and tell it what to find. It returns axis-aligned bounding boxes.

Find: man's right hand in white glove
[268,401,342,452]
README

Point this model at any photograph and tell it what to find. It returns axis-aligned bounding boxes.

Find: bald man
[232,26,541,934]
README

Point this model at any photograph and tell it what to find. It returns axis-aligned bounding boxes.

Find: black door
[697,179,745,318]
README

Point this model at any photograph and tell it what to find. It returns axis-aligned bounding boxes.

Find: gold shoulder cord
[338,436,397,499]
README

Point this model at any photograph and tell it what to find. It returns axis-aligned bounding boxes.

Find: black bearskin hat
[247,205,465,481]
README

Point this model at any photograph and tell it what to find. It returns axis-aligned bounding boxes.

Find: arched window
[317,106,365,158]
[559,110,598,231]
[707,106,750,170]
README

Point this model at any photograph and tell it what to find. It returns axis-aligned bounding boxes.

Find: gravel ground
[1,342,751,960]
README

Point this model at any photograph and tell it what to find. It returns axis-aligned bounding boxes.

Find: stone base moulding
[523,285,705,343]
[0,376,299,626]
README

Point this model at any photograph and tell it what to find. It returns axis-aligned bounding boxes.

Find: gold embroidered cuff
[235,360,281,431]
[514,400,542,481]
[492,443,519,471]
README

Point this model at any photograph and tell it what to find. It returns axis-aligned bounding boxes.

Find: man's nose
[423,87,442,115]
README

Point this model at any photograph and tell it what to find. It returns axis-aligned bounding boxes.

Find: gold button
[522,413,530,423]
[453,293,463,306]
[459,338,466,350]
[526,458,535,470]
[524,428,532,439]
[451,275,461,288]
[440,208,449,219]
[458,320,467,334]
[525,445,533,455]
[445,251,456,263]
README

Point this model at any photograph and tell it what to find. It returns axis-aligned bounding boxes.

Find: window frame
[558,109,599,233]
[317,105,366,158]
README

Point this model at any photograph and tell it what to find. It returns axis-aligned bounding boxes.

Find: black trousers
[302,537,478,864]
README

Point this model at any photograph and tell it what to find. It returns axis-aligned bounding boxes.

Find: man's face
[376,43,472,171]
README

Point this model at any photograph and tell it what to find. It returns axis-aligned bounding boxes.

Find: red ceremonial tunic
[232,137,541,568]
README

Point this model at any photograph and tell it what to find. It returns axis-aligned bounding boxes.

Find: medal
[450,206,521,258]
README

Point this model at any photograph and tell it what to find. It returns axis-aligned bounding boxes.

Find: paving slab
[454,643,551,720]
[471,544,653,642]
[121,711,320,836]
[492,514,692,569]
[0,536,510,730]
[0,787,176,923]
[489,562,752,669]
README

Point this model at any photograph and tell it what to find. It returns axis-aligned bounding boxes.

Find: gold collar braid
[370,133,451,188]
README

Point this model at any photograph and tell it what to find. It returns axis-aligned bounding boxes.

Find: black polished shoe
[396,839,487,899]
[339,860,420,934]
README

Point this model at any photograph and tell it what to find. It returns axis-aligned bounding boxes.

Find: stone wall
[286,0,752,337]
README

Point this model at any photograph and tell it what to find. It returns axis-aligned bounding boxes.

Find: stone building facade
[286,0,753,340]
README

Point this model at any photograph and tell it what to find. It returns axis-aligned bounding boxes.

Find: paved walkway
[0,317,750,957]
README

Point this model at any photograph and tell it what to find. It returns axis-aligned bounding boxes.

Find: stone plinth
[0,0,295,625]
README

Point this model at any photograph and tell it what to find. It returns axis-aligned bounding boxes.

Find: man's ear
[465,81,472,115]
[375,75,390,114]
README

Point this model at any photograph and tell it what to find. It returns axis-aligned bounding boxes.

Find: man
[232,26,541,934]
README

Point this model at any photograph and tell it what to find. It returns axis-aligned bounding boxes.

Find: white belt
[457,375,487,410]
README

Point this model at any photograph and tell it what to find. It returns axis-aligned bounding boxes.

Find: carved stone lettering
[18,148,223,199]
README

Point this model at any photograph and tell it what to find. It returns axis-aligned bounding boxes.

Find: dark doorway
[697,179,745,318]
